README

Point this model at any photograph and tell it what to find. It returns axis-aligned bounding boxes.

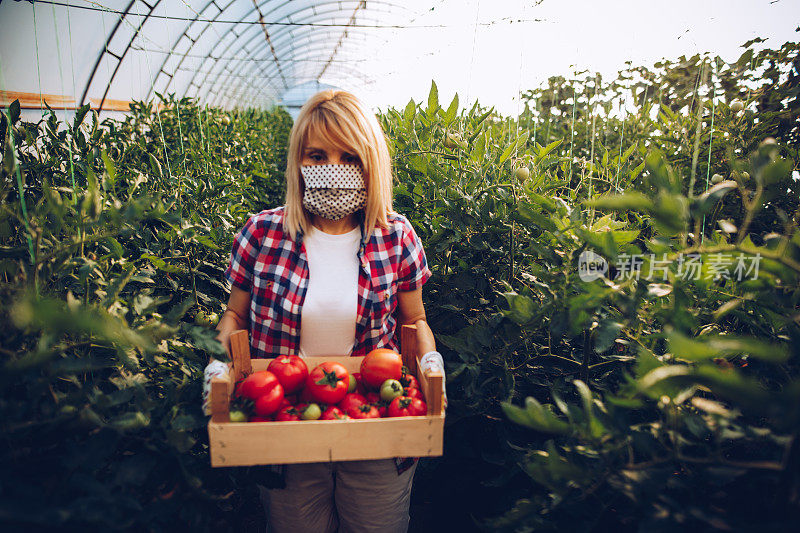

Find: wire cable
[32,0,546,28]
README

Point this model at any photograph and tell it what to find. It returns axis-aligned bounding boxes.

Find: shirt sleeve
[397,217,432,292]
[224,215,262,291]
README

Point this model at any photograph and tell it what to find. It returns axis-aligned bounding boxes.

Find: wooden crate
[208,324,445,467]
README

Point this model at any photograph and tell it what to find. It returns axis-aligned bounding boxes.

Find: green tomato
[730,99,744,113]
[711,173,723,184]
[380,379,404,402]
[300,403,322,420]
[229,410,247,423]
[347,374,357,393]
[514,167,530,181]
[194,310,213,327]
[443,133,462,150]
[207,311,220,324]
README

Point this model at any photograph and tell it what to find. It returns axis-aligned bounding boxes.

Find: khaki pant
[259,459,418,533]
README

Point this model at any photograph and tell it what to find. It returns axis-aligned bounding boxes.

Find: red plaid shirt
[224,206,432,359]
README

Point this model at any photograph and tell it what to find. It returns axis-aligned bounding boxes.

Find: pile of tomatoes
[229,348,427,422]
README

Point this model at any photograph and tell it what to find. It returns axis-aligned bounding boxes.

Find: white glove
[202,359,230,416]
[419,351,447,410]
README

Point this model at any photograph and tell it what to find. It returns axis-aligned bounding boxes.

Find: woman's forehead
[303,128,354,153]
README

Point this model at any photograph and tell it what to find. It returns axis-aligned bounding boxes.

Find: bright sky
[358,0,800,116]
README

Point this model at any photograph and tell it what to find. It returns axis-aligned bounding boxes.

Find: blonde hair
[283,90,394,244]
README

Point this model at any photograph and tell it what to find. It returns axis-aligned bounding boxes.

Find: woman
[202,89,445,532]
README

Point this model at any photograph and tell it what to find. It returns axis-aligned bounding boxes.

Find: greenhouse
[1,0,799,531]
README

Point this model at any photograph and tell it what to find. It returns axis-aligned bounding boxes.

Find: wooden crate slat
[209,415,444,466]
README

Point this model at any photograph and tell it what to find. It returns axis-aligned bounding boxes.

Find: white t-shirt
[298,225,361,358]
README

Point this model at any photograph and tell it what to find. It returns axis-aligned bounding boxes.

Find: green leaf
[501,292,537,324]
[760,158,792,186]
[9,100,21,123]
[403,98,416,123]
[630,161,646,181]
[501,398,571,435]
[691,180,738,217]
[514,201,558,232]
[109,412,150,432]
[444,93,459,125]
[586,192,654,212]
[106,236,124,259]
[620,143,636,165]
[498,132,529,165]
[103,262,136,306]
[668,331,789,363]
[574,380,605,438]
[535,139,562,163]
[101,149,117,188]
[149,153,163,179]
[471,132,486,162]
[594,320,623,353]
[427,80,439,118]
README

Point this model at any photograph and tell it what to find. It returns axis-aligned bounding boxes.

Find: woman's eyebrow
[304,146,326,153]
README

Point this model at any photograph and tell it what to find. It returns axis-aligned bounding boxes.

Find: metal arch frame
[215,28,376,109]
[215,39,372,109]
[316,0,366,81]
[222,40,375,109]
[79,0,160,112]
[147,0,275,106]
[81,0,414,111]
[218,37,374,108]
[203,9,391,108]
[179,0,406,107]
[196,2,394,108]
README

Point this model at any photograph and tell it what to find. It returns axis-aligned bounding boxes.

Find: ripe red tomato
[253,384,285,416]
[400,374,419,390]
[388,396,427,417]
[360,349,403,389]
[236,371,284,416]
[407,397,427,416]
[299,385,316,403]
[267,356,308,394]
[365,391,381,405]
[274,406,302,421]
[376,403,388,418]
[352,372,367,394]
[306,362,350,404]
[237,371,281,401]
[404,387,424,401]
[320,406,350,420]
[338,393,367,413]
[347,403,381,419]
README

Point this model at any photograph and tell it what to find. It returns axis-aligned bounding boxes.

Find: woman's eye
[309,154,323,162]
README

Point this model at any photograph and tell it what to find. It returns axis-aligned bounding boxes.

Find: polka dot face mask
[300,164,367,221]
